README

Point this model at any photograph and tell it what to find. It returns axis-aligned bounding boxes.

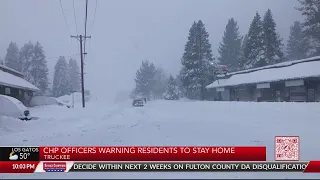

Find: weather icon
[9,152,18,160]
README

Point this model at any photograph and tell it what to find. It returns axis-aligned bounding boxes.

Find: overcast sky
[1,0,303,100]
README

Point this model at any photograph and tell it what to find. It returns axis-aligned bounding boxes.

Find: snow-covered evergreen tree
[165,75,180,100]
[68,58,80,92]
[297,0,320,56]
[175,74,185,98]
[286,21,310,60]
[151,67,168,99]
[218,18,242,72]
[52,56,71,97]
[25,42,49,93]
[262,9,285,64]
[134,60,156,100]
[20,42,34,79]
[243,12,265,68]
[4,42,21,71]
[0,57,3,65]
[239,34,248,69]
[180,20,214,100]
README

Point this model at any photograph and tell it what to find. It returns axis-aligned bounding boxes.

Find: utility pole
[71,35,91,108]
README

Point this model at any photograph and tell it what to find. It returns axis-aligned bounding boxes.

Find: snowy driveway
[1,100,320,179]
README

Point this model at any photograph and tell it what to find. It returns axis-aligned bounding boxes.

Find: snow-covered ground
[1,100,320,179]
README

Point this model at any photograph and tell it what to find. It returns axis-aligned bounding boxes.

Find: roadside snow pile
[0,116,28,135]
[30,96,70,107]
[58,92,89,104]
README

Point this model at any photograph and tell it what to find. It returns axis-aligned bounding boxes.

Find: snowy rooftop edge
[207,59,320,89]
[0,70,39,91]
[227,56,320,76]
[0,64,24,76]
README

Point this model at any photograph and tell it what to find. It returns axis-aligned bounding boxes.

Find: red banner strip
[0,162,39,173]
[304,161,320,173]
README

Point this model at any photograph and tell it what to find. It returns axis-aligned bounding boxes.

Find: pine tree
[20,42,34,79]
[151,67,169,99]
[52,56,71,97]
[165,75,180,100]
[218,18,242,72]
[134,60,156,100]
[68,58,80,92]
[180,20,214,100]
[175,74,185,98]
[262,9,285,64]
[286,21,310,60]
[4,42,21,71]
[243,12,265,68]
[297,0,320,56]
[25,42,49,93]
[239,34,248,69]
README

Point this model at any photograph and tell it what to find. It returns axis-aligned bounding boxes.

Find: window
[289,86,306,101]
[5,88,10,94]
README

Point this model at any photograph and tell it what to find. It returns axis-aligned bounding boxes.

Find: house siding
[208,79,320,102]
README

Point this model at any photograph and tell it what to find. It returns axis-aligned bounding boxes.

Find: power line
[47,53,80,60]
[72,0,78,35]
[58,0,71,36]
[91,0,98,33]
[87,0,99,55]
[84,0,89,56]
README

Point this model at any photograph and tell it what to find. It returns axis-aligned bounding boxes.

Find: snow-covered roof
[0,70,39,91]
[0,64,24,76]
[207,57,320,89]
[227,56,320,76]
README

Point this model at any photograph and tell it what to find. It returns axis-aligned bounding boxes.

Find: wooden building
[0,65,39,106]
[206,56,320,102]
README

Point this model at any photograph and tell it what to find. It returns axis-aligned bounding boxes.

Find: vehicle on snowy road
[132,98,146,107]
[0,95,32,120]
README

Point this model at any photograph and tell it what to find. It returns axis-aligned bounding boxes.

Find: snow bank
[58,92,89,104]
[1,100,320,179]
[0,95,28,119]
[29,96,69,107]
[0,116,28,135]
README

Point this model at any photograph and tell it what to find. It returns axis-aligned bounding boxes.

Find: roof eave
[0,82,40,92]
[206,75,320,89]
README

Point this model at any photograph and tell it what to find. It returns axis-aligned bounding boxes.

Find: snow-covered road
[1,100,320,179]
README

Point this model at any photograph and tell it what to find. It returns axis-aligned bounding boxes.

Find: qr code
[275,136,300,161]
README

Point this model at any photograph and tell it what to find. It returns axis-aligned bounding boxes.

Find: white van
[0,95,32,120]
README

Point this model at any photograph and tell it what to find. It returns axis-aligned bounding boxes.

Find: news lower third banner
[2,161,320,173]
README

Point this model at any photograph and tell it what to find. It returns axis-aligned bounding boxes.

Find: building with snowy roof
[206,56,320,102]
[0,65,39,106]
